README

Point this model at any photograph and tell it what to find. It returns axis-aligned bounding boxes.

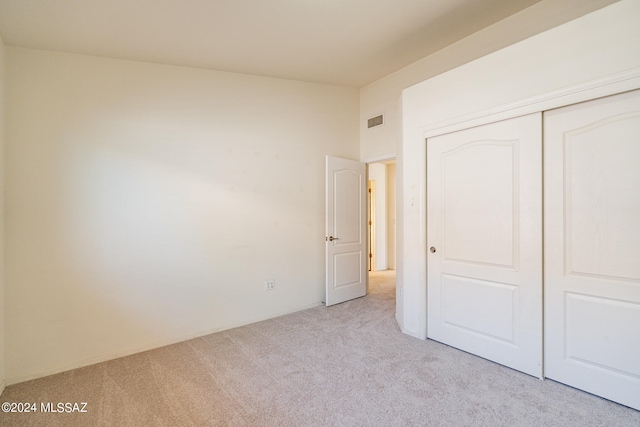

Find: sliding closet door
[427,113,542,377]
[544,89,640,410]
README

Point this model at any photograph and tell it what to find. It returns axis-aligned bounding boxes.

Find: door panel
[544,89,640,410]
[427,113,542,377]
[442,142,516,267]
[442,275,518,343]
[325,156,367,306]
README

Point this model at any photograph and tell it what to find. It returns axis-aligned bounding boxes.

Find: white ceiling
[0,0,566,87]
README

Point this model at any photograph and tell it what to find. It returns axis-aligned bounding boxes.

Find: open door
[325,155,367,306]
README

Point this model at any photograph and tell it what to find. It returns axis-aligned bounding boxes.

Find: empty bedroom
[0,0,639,425]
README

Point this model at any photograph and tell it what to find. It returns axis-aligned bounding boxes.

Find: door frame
[368,179,376,272]
[325,155,398,306]
[364,158,397,274]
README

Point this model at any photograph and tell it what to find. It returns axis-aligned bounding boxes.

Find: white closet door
[427,113,542,377]
[544,89,640,410]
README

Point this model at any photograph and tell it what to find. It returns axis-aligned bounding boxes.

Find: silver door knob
[430,246,436,253]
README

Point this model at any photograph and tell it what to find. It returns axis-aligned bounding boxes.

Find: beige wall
[386,163,396,270]
[359,0,617,162]
[5,48,359,383]
[0,35,5,395]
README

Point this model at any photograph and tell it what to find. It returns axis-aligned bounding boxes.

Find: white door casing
[427,113,543,378]
[544,89,640,410]
[325,156,367,306]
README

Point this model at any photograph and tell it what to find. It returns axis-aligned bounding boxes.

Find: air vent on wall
[367,114,384,129]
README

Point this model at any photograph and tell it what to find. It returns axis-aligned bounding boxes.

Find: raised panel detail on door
[564,293,640,377]
[544,89,640,410]
[442,141,517,268]
[334,252,363,289]
[334,170,362,245]
[563,116,640,282]
[442,275,518,344]
[427,113,542,378]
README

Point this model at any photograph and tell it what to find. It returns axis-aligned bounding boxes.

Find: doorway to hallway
[367,160,396,273]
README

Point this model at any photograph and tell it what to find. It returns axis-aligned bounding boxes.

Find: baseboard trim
[401,326,424,340]
[6,301,323,387]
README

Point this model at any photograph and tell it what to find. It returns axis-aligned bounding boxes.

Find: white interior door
[544,89,640,410]
[427,113,543,377]
[325,156,367,306]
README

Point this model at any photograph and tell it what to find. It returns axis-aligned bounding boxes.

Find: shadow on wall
[8,125,325,381]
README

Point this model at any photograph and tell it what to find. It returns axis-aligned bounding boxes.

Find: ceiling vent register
[367,114,384,128]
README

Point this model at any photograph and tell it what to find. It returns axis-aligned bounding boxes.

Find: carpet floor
[1,270,638,426]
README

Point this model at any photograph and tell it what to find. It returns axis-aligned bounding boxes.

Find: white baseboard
[6,301,323,387]
[401,325,425,340]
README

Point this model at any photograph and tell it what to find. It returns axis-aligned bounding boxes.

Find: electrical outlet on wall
[264,280,275,291]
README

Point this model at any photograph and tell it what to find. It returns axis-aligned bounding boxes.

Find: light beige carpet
[1,270,639,426]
